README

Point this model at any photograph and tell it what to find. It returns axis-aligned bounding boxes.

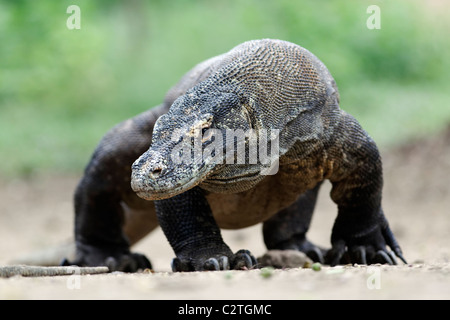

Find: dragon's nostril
[151,168,163,177]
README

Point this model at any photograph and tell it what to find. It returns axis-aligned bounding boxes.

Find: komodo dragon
[63,39,406,272]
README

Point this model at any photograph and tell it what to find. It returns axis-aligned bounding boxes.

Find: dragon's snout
[130,151,166,198]
[132,150,167,178]
[130,148,206,201]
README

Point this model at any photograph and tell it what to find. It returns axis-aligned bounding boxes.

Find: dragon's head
[131,87,268,200]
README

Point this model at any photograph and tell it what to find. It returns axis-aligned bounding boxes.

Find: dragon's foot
[326,219,406,266]
[272,237,327,264]
[62,243,152,272]
[325,242,404,266]
[294,239,327,264]
[171,249,257,272]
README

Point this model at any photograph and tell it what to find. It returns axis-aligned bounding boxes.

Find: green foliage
[1,0,449,177]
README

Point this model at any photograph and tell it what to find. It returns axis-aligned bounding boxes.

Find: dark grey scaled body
[65,39,405,272]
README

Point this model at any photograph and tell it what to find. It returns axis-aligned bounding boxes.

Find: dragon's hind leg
[262,182,326,263]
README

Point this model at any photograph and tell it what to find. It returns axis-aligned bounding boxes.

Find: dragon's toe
[171,249,257,272]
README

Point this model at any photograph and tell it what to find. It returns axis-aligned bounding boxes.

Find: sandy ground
[0,128,449,300]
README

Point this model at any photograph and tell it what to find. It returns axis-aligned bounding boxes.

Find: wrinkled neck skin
[130,86,270,201]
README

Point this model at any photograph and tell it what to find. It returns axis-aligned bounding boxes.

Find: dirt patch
[1,127,449,299]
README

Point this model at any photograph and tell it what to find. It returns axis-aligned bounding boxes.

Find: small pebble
[312,262,321,271]
[260,267,274,278]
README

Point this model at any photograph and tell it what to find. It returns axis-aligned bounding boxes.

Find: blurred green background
[1,0,449,178]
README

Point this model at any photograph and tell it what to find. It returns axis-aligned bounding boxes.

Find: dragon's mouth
[206,168,261,184]
[131,163,212,201]
[198,165,266,194]
[133,177,201,201]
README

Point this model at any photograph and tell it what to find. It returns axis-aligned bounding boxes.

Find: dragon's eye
[201,127,214,143]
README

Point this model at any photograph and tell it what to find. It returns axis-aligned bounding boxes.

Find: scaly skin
[65,39,405,272]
